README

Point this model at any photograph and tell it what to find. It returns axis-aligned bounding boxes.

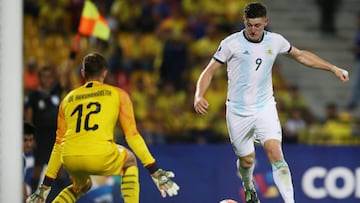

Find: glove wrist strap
[146,163,159,174]
[43,176,54,187]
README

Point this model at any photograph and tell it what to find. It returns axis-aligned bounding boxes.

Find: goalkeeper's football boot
[245,189,260,203]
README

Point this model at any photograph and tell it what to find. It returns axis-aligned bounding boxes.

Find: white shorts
[226,101,282,157]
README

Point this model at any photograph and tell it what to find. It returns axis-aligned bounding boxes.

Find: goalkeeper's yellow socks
[272,159,295,203]
[121,165,140,203]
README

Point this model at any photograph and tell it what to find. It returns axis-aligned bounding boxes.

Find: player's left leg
[256,102,295,203]
[263,140,294,203]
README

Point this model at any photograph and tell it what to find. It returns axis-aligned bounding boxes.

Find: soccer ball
[219,199,238,203]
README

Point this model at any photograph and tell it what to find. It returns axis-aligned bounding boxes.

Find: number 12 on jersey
[71,102,101,133]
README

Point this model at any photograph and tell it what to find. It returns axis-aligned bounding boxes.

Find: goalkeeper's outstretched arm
[26,105,67,203]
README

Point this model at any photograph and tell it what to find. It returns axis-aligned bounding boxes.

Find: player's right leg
[226,109,260,203]
[237,155,260,203]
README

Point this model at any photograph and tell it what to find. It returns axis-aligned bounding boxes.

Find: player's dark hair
[244,2,267,19]
[82,52,107,78]
[24,122,36,135]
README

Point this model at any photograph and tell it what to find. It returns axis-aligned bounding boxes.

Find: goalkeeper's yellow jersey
[48,81,155,177]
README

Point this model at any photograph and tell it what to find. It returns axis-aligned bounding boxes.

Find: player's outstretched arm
[27,106,65,203]
[151,169,180,198]
[288,46,350,83]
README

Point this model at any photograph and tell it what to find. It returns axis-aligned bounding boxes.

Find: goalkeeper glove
[26,184,51,203]
[151,169,180,198]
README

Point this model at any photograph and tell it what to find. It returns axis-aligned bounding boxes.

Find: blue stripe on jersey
[237,37,251,109]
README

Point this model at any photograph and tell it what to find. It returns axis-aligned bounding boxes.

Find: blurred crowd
[23,0,360,147]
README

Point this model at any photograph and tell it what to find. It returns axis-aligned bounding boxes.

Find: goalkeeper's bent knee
[53,179,92,203]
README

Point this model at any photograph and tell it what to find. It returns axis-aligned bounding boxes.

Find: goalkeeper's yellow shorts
[62,144,128,190]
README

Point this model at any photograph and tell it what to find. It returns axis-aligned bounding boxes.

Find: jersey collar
[242,30,265,43]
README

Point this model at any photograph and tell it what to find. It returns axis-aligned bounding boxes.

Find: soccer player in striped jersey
[27,53,179,203]
[194,2,349,203]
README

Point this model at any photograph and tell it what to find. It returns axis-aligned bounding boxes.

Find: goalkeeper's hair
[244,2,267,19]
[82,52,107,79]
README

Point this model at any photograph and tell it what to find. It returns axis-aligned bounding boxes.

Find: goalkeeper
[27,52,179,203]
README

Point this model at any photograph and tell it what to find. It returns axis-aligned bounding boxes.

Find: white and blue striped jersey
[213,29,291,116]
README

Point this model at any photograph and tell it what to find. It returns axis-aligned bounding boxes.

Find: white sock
[237,159,255,191]
[272,160,295,203]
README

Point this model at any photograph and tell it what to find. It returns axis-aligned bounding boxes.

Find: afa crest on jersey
[267,49,273,55]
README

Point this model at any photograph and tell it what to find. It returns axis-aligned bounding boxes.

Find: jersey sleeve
[44,103,66,179]
[213,39,231,64]
[276,34,292,54]
[117,89,156,167]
